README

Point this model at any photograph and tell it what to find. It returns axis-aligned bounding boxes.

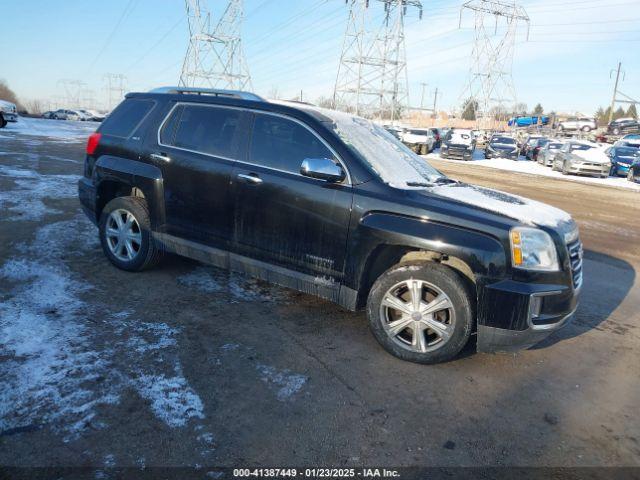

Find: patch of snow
[3,117,96,142]
[0,215,208,441]
[0,164,79,221]
[428,183,572,228]
[573,147,610,164]
[425,151,640,191]
[133,374,204,428]
[177,266,223,293]
[256,363,308,401]
[220,343,240,352]
[177,265,289,303]
[103,454,116,467]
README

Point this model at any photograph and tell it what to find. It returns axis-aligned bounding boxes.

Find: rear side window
[249,114,335,174]
[159,105,183,145]
[169,105,241,159]
[100,99,155,138]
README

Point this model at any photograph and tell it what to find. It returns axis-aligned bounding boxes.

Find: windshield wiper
[431,177,458,185]
[406,181,433,187]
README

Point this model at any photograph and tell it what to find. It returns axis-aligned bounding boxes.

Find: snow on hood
[448,132,473,145]
[429,183,572,228]
[573,148,610,164]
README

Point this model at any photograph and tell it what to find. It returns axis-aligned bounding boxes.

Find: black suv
[79,87,582,364]
[607,118,640,136]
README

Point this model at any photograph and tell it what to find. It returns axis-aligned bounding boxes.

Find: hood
[573,148,610,164]
[403,133,430,142]
[427,183,573,229]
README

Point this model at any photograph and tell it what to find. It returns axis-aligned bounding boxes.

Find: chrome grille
[567,240,583,289]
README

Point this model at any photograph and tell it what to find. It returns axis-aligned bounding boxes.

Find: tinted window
[172,105,241,158]
[615,147,639,157]
[549,143,563,149]
[160,105,183,145]
[100,99,155,138]
[250,114,334,174]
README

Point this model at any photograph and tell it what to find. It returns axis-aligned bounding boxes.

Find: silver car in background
[537,140,565,166]
[557,117,597,133]
[552,141,610,177]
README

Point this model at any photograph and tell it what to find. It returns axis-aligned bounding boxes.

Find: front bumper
[477,278,580,353]
[612,164,631,176]
[2,112,18,122]
[566,162,610,177]
[486,149,518,159]
[441,147,473,160]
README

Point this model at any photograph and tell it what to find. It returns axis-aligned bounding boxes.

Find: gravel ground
[0,119,638,476]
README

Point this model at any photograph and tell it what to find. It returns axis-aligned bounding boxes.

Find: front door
[232,112,353,281]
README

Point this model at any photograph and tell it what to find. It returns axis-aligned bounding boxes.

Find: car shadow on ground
[532,249,636,349]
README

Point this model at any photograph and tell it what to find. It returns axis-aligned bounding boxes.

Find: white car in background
[51,109,81,121]
[400,127,436,155]
[0,99,18,128]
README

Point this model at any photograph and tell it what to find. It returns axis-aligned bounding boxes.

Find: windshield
[570,144,593,152]
[615,147,639,157]
[325,110,443,188]
[408,129,429,135]
[492,137,515,144]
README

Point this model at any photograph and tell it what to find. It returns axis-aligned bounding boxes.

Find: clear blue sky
[2,0,639,114]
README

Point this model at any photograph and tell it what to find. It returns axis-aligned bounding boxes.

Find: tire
[99,196,162,272]
[613,128,621,135]
[0,117,6,129]
[366,261,474,364]
[582,126,591,132]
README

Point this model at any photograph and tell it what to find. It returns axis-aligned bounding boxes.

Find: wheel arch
[349,213,507,309]
[94,155,165,228]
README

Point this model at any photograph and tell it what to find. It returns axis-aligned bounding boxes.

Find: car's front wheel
[366,262,474,364]
[0,115,6,129]
[582,126,591,132]
[99,196,162,272]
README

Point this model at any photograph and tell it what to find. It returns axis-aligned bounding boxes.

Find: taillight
[86,132,101,155]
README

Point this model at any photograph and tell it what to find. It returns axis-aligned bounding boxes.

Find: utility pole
[334,0,423,121]
[432,87,439,112]
[458,0,530,129]
[180,0,252,90]
[609,62,622,124]
[420,82,428,108]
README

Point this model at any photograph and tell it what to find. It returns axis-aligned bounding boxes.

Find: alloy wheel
[379,279,456,354]
[105,209,142,262]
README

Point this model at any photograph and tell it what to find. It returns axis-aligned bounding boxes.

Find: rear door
[144,102,250,248]
[231,112,353,280]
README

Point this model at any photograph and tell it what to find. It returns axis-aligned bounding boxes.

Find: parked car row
[535,135,640,181]
[42,109,106,122]
[383,125,442,154]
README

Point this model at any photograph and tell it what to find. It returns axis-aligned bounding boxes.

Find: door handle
[150,153,171,163]
[237,173,263,185]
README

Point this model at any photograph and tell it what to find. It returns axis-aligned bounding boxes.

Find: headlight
[510,227,559,271]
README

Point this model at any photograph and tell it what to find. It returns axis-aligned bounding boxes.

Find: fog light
[530,295,543,319]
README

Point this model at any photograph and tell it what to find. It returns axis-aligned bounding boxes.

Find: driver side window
[249,114,336,174]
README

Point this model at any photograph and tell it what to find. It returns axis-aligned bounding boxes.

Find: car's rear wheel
[366,262,473,364]
[99,196,162,272]
[582,126,591,132]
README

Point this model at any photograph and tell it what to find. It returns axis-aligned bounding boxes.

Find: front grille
[567,240,583,289]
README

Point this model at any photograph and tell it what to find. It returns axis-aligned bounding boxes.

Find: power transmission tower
[57,79,87,109]
[179,0,252,90]
[333,0,423,122]
[458,0,529,128]
[103,74,128,111]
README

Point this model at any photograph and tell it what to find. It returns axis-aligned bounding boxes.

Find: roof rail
[148,86,264,102]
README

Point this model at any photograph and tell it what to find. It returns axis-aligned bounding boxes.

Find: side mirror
[300,158,345,183]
